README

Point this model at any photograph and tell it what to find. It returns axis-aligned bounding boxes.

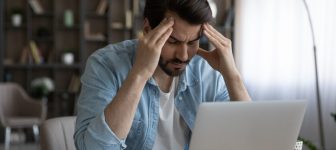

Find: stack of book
[96,0,108,15]
[28,0,44,14]
[84,22,106,41]
[68,74,81,93]
[19,41,44,64]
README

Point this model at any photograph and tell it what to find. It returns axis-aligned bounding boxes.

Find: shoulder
[83,40,138,79]
[85,40,138,73]
[90,40,137,64]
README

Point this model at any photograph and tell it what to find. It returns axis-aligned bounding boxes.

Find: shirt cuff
[87,112,127,149]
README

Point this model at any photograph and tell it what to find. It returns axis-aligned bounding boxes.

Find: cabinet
[0,0,142,118]
[81,0,140,62]
[0,0,81,118]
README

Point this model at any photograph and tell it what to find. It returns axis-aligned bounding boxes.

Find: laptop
[189,100,307,150]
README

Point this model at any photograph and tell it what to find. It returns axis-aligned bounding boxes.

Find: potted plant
[30,77,54,100]
[10,8,23,27]
[332,113,336,122]
[298,136,318,150]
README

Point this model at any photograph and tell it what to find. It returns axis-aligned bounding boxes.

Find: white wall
[234,0,336,149]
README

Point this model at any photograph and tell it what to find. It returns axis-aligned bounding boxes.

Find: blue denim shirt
[74,40,230,150]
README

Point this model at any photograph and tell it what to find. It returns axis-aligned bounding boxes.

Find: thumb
[197,48,211,61]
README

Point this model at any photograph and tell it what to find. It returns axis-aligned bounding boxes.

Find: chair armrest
[19,97,47,121]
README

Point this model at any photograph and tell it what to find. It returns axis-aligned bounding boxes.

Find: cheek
[161,44,176,58]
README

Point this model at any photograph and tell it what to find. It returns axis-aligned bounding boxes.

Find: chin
[160,66,185,77]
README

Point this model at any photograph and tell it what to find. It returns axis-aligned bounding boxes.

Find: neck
[153,66,174,93]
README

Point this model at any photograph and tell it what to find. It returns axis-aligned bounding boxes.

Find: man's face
[159,11,202,76]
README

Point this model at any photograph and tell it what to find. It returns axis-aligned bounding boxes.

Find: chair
[40,116,76,150]
[0,83,47,150]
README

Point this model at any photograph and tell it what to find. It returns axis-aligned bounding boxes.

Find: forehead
[165,11,202,41]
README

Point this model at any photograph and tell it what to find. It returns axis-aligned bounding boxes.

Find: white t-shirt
[152,77,189,150]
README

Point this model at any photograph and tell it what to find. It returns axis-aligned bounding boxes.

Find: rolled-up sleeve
[74,52,127,150]
[215,72,230,101]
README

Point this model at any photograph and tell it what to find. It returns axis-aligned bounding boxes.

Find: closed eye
[188,41,198,46]
[167,37,180,44]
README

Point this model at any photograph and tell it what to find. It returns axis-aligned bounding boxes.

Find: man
[74,0,251,149]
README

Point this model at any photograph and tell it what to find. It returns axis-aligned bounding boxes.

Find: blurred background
[0,0,335,150]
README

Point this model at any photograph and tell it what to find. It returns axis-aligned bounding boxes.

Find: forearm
[221,70,251,101]
[104,70,148,139]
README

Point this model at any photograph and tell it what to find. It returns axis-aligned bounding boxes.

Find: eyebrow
[169,35,201,43]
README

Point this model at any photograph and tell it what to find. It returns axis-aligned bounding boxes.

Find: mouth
[171,62,186,69]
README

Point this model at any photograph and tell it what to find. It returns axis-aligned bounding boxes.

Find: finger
[197,48,219,69]
[156,27,173,48]
[205,23,229,41]
[204,24,231,46]
[197,48,211,60]
[203,29,224,50]
[148,17,174,43]
[204,24,230,46]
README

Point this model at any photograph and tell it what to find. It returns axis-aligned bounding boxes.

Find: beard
[158,57,190,77]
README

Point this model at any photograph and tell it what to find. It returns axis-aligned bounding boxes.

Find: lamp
[302,0,325,149]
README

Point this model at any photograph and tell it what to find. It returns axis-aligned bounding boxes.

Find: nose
[175,44,188,62]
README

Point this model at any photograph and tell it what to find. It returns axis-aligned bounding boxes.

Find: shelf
[110,26,133,31]
[57,25,80,31]
[5,25,27,30]
[32,12,54,18]
[0,0,173,118]
[86,13,107,19]
[33,37,54,42]
[4,64,82,69]
[85,39,107,43]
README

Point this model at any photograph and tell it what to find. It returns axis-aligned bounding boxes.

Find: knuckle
[225,39,232,46]
[142,38,148,44]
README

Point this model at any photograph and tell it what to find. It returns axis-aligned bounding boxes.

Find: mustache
[169,58,190,64]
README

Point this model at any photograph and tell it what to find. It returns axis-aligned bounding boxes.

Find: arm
[104,17,174,139]
[75,18,174,150]
[197,23,251,101]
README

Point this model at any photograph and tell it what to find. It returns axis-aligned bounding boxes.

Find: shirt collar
[147,65,198,91]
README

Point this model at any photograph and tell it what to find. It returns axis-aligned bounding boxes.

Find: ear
[143,18,152,35]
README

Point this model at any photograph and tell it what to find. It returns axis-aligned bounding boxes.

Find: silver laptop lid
[189,100,307,150]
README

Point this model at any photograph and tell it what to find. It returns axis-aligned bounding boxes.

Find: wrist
[128,69,151,83]
[220,67,240,80]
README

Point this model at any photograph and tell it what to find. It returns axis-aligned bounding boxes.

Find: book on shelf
[19,46,31,64]
[133,0,140,16]
[29,41,43,64]
[19,41,43,64]
[96,0,108,15]
[84,21,106,41]
[28,0,44,14]
[68,74,81,93]
[125,10,133,29]
[111,22,124,29]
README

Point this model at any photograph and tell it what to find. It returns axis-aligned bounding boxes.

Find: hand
[132,18,174,79]
[197,23,239,77]
[198,24,251,101]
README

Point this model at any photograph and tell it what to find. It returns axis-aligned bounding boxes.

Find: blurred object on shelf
[64,9,74,28]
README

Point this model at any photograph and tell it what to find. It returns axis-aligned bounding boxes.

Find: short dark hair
[144,0,213,28]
